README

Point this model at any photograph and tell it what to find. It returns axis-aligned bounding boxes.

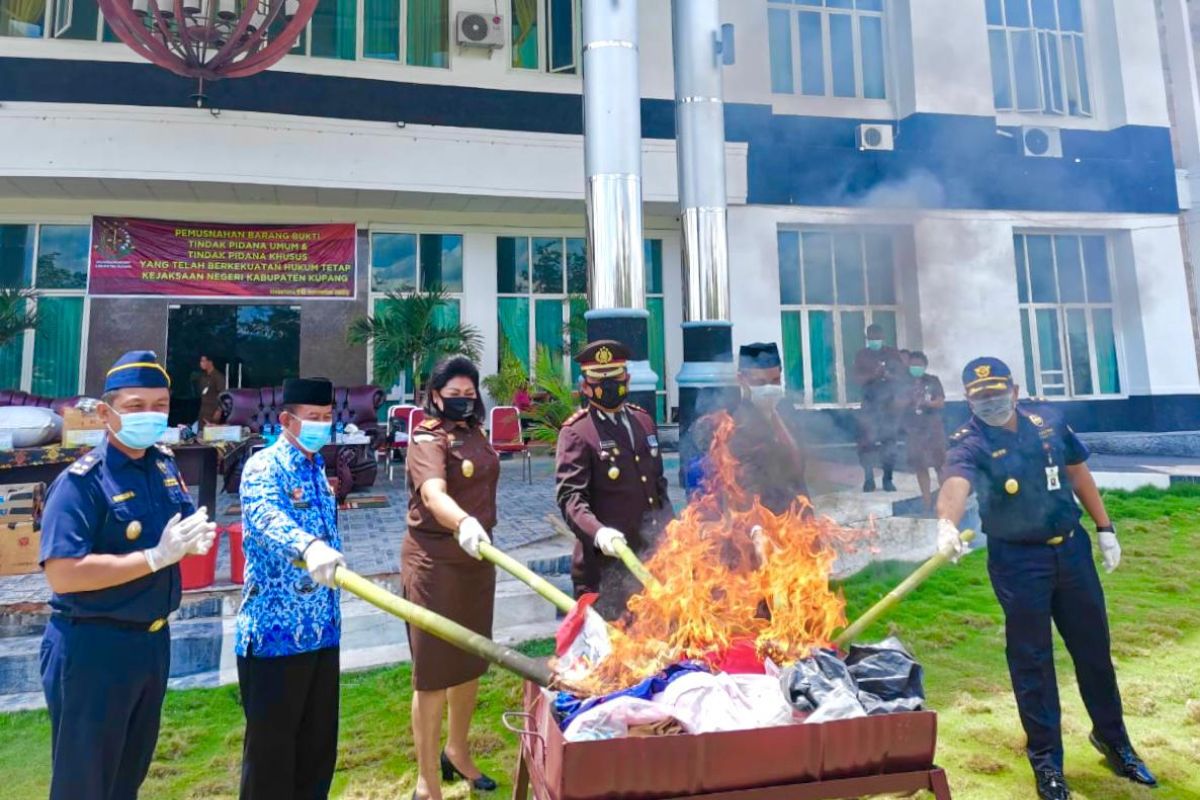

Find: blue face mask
[111,411,169,450]
[909,366,926,378]
[866,339,883,351]
[293,419,332,453]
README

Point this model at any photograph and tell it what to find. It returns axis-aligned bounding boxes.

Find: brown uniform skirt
[401,530,496,691]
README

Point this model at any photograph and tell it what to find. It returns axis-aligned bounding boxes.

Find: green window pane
[777,231,802,305]
[1093,308,1120,394]
[548,0,576,73]
[421,234,463,292]
[512,0,539,69]
[497,237,530,294]
[1081,236,1111,302]
[407,0,449,67]
[372,298,409,392]
[371,233,417,293]
[1035,308,1066,395]
[871,310,897,346]
[498,297,531,374]
[0,225,34,289]
[1055,235,1085,303]
[568,296,588,382]
[1066,308,1093,395]
[364,0,400,59]
[31,296,83,397]
[432,298,460,327]
[566,238,587,294]
[656,395,666,425]
[864,233,895,304]
[36,225,89,290]
[781,310,805,392]
[1026,235,1057,302]
[808,310,837,404]
[833,233,865,305]
[57,0,99,40]
[647,296,666,391]
[1013,235,1029,302]
[768,8,794,94]
[532,238,563,294]
[311,0,356,59]
[801,232,834,304]
[841,310,866,404]
[644,239,663,295]
[0,331,22,389]
[1019,308,1037,391]
[534,299,564,368]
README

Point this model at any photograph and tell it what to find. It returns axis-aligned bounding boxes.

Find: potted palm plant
[523,346,581,446]
[0,289,37,352]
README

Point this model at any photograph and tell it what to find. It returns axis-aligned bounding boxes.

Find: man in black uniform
[936,357,1156,800]
[851,324,906,492]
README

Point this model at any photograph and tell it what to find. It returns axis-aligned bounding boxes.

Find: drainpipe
[581,0,657,411]
[672,0,738,482]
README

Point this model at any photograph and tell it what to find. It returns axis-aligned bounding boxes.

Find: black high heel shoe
[441,751,498,792]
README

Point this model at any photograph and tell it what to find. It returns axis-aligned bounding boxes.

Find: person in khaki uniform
[402,356,499,800]
[555,339,674,619]
[195,353,226,428]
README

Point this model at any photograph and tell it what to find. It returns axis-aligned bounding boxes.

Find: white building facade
[0,0,1196,434]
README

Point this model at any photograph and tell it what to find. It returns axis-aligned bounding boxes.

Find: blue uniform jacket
[943,403,1089,543]
[235,437,341,658]
[39,439,196,623]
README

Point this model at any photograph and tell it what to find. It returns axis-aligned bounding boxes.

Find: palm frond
[0,290,37,350]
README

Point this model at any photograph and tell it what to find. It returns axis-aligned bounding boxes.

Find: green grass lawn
[2,485,1199,799]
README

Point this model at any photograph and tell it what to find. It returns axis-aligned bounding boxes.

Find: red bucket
[228,522,246,585]
[179,545,218,590]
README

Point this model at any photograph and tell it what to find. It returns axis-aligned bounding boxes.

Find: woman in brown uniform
[402,356,499,800]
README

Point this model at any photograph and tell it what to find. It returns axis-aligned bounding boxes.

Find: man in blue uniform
[39,350,217,800]
[936,357,1156,800]
[236,376,345,800]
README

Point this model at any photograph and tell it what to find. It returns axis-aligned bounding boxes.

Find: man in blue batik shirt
[236,376,346,800]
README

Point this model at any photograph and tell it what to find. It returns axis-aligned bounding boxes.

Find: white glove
[144,509,212,572]
[1098,529,1121,573]
[303,539,346,588]
[595,527,628,558]
[455,516,490,560]
[184,506,218,556]
[937,518,967,564]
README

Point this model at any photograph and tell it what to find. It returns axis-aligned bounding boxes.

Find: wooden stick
[478,541,576,615]
[610,539,660,588]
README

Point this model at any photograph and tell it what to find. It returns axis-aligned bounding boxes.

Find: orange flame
[577,411,871,695]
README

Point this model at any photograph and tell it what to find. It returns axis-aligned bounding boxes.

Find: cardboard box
[202,425,242,443]
[0,482,44,523]
[159,428,182,445]
[0,521,40,576]
[62,405,107,448]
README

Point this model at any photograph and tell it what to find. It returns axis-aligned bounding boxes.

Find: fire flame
[577,411,872,695]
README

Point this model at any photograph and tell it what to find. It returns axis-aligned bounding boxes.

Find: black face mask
[440,396,476,422]
[589,378,627,410]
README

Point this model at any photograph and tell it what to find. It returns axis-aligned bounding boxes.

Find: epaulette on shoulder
[68,450,102,476]
[154,443,175,458]
[563,409,589,427]
[625,403,647,415]
[418,418,442,431]
[949,426,972,442]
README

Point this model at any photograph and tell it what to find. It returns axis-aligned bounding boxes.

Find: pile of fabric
[552,630,927,742]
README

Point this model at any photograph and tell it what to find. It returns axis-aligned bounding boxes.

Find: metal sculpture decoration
[99,0,318,91]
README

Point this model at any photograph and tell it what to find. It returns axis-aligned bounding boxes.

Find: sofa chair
[0,390,85,416]
[218,385,385,497]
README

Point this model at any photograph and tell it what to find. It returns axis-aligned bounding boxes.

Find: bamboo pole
[332,566,556,687]
[478,541,577,615]
[610,539,660,588]
[832,530,976,649]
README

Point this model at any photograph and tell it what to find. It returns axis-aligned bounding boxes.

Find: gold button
[148,618,166,633]
[1004,478,1019,495]
[1047,536,1064,546]
[608,466,620,480]
[462,459,475,478]
[612,448,620,456]
[125,521,142,541]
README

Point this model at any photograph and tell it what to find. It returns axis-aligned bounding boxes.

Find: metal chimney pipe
[581,0,657,409]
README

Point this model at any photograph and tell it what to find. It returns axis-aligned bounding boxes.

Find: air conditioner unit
[456,11,504,48]
[857,124,894,152]
[1021,126,1062,158]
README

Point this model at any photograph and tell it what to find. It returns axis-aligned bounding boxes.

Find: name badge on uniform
[291,487,311,510]
[647,434,659,458]
[1046,465,1062,491]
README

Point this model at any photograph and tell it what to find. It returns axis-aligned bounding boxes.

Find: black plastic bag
[844,636,925,715]
[780,649,866,721]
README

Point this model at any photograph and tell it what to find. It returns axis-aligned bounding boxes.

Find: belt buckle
[148,618,167,633]
[1046,535,1064,546]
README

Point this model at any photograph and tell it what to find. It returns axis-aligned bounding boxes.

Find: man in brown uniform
[195,354,225,428]
[555,340,674,619]
[851,324,906,492]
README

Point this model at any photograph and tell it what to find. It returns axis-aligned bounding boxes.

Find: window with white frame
[777,230,899,406]
[986,0,1091,117]
[368,230,464,400]
[0,224,89,397]
[1013,233,1119,398]
[767,0,886,100]
[511,0,580,74]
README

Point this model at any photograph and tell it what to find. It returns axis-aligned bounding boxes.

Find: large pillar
[672,0,737,480]
[582,0,656,410]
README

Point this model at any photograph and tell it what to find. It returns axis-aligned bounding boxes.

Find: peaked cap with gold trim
[574,339,631,378]
[962,356,1013,399]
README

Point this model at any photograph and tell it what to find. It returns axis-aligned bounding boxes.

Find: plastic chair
[386,404,417,480]
[489,406,531,483]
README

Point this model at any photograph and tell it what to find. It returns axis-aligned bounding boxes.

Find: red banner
[88,217,357,299]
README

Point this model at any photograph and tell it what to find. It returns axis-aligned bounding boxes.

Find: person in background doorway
[403,356,500,800]
[39,350,217,800]
[903,351,947,512]
[236,377,345,800]
[851,324,906,492]
[196,354,226,428]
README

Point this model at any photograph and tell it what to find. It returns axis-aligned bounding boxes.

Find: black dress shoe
[441,751,498,792]
[882,479,897,492]
[863,479,876,492]
[1035,768,1071,800]
[1089,732,1158,787]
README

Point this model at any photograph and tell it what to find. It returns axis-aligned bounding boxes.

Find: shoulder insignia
[949,427,971,442]
[68,452,101,476]
[563,409,589,427]
[1028,413,1044,427]
[418,418,442,431]
[411,433,439,445]
[626,403,646,415]
[154,443,175,458]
